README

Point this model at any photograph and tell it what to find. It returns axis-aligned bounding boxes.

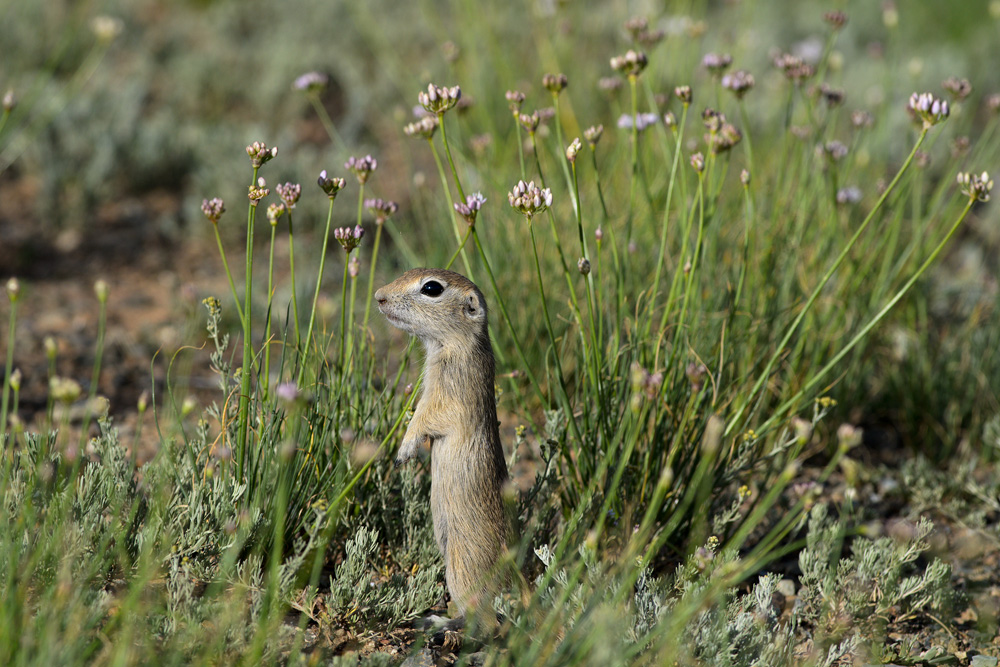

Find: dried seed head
[708,123,742,154]
[617,112,660,132]
[317,170,347,199]
[822,140,848,161]
[907,92,950,128]
[598,77,623,93]
[247,177,269,206]
[6,277,20,303]
[594,227,604,243]
[663,111,676,128]
[2,89,15,112]
[90,15,123,42]
[276,182,301,209]
[836,186,862,205]
[418,83,461,115]
[792,417,813,445]
[519,110,541,133]
[50,376,82,404]
[957,171,993,202]
[637,27,666,47]
[774,53,814,83]
[505,90,526,113]
[701,52,733,76]
[441,40,460,63]
[819,83,845,107]
[508,180,553,219]
[292,71,330,94]
[851,110,874,128]
[674,85,692,104]
[584,124,604,147]
[624,16,648,40]
[610,49,649,78]
[702,108,724,133]
[334,225,365,252]
[951,135,971,157]
[542,73,569,95]
[823,10,848,29]
[566,137,582,163]
[266,202,284,226]
[365,198,399,224]
[246,141,277,168]
[837,423,862,451]
[685,362,707,392]
[740,169,751,186]
[721,69,755,99]
[404,115,439,139]
[882,1,899,28]
[942,76,972,101]
[454,192,487,226]
[690,152,705,173]
[577,257,591,275]
[201,197,225,224]
[345,154,377,184]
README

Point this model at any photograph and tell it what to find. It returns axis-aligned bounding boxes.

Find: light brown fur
[375,269,511,628]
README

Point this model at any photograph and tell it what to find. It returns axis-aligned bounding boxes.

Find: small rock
[401,648,435,667]
[971,656,999,667]
[776,578,796,597]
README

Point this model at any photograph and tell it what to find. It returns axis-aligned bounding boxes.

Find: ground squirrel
[375,268,512,629]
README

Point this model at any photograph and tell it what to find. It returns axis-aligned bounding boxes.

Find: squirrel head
[375,269,489,352]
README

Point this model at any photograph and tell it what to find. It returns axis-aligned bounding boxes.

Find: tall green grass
[1,1,997,664]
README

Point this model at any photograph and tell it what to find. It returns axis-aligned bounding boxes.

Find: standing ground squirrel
[375,268,512,629]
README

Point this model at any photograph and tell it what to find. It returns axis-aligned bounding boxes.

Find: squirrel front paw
[395,434,429,467]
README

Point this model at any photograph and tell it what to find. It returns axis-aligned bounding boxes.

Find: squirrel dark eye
[420,280,444,297]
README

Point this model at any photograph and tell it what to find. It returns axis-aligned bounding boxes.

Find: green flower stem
[446,226,473,269]
[658,169,701,337]
[528,221,586,448]
[667,172,707,371]
[0,295,18,445]
[338,257,350,376]
[726,126,931,436]
[298,196,336,385]
[645,103,689,341]
[286,211,301,348]
[625,74,640,244]
[263,221,277,397]
[513,112,526,179]
[763,195,976,435]
[528,132,584,325]
[236,166,259,479]
[427,137,473,276]
[471,229,545,406]
[569,161,603,421]
[551,94,575,205]
[438,113,466,203]
[210,222,245,324]
[361,222,383,335]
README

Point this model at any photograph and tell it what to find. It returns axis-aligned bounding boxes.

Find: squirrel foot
[416,614,464,633]
[395,433,430,467]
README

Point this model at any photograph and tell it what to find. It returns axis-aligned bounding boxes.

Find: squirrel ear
[465,293,483,320]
